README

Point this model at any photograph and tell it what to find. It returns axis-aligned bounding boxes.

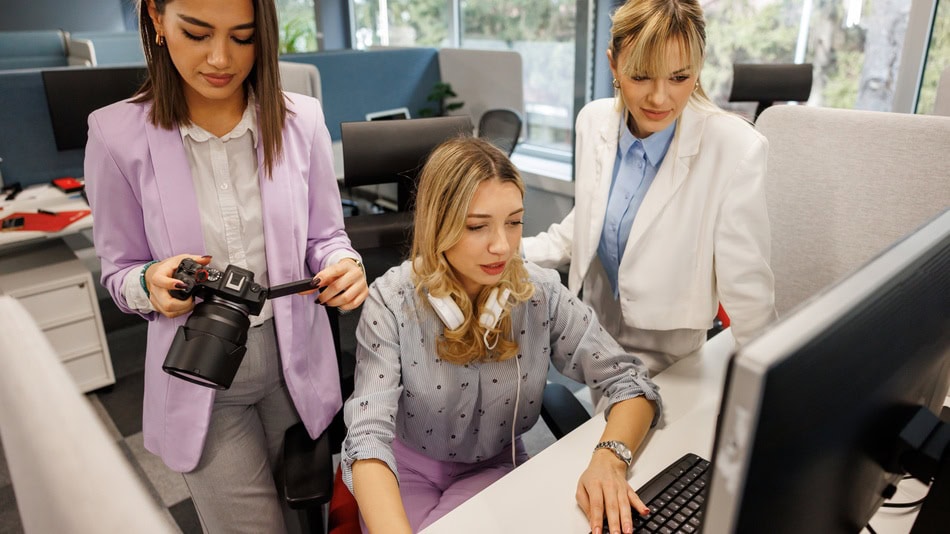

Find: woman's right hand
[144,254,212,318]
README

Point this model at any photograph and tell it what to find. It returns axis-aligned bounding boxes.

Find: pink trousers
[360,437,529,532]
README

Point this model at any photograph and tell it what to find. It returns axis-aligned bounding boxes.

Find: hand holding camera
[162,257,319,390]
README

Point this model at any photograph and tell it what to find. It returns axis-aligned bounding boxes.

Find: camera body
[170,258,267,316]
[163,259,275,390]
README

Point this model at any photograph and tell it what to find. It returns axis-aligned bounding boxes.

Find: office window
[701,0,912,115]
[916,0,949,114]
[350,0,451,48]
[460,1,577,153]
[277,0,319,52]
[351,0,576,153]
[348,1,942,171]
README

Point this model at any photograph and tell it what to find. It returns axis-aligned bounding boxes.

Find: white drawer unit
[0,239,116,392]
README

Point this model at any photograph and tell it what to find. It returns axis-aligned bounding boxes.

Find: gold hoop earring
[612,79,620,89]
[155,34,165,47]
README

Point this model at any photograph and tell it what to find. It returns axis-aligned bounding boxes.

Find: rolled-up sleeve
[340,282,404,492]
[545,274,663,425]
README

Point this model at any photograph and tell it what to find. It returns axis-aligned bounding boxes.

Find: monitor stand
[897,407,949,534]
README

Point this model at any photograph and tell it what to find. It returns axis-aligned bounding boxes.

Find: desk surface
[423,329,935,534]
[0,185,92,252]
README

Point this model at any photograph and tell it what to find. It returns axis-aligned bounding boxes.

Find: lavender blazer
[84,93,352,472]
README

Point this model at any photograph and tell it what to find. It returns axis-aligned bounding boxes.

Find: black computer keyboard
[598,453,710,533]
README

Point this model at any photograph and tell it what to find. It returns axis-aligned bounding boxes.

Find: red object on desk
[0,210,91,232]
[51,177,85,193]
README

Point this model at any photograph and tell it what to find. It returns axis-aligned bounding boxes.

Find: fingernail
[175,282,187,289]
[201,255,212,260]
[313,278,321,286]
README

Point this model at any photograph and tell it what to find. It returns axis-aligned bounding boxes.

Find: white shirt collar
[178,94,259,147]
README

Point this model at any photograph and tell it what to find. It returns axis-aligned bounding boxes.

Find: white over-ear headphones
[426,292,466,330]
[427,287,511,331]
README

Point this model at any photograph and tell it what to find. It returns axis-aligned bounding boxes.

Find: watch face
[598,441,632,465]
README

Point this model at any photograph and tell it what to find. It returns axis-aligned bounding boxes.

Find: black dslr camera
[162,258,317,389]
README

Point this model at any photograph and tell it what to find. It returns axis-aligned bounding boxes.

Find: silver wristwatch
[594,440,633,468]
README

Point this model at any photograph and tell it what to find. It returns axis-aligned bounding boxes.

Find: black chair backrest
[728,63,813,120]
[477,108,522,156]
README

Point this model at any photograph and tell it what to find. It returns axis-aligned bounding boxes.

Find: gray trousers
[181,319,302,534]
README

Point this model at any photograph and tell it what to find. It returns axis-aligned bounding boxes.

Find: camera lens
[162,296,252,389]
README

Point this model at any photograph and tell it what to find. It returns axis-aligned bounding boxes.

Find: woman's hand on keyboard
[576,453,649,534]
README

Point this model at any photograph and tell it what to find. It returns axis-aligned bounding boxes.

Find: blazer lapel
[625,105,704,252]
[258,130,300,284]
[145,122,206,255]
[585,110,621,266]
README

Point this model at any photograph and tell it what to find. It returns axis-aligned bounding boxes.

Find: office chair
[477,108,523,156]
[728,63,813,121]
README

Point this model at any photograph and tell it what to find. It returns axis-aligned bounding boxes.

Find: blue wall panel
[281,48,441,140]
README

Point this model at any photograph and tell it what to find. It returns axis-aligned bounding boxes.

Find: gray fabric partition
[755,105,950,316]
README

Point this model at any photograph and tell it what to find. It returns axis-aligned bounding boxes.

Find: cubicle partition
[67,31,144,66]
[0,47,518,188]
[0,68,85,187]
[281,48,441,140]
[0,30,69,70]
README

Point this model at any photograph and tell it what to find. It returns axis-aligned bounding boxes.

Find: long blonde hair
[410,137,534,365]
[609,0,717,111]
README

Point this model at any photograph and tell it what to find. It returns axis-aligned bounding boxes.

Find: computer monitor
[705,209,950,533]
[42,66,148,151]
[340,115,473,211]
[365,107,411,121]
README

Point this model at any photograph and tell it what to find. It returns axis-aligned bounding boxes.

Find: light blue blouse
[341,261,662,490]
[597,120,676,297]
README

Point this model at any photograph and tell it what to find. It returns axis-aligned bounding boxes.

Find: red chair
[327,468,361,534]
[716,303,730,329]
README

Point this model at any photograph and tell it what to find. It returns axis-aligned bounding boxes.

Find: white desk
[0,184,93,251]
[424,329,933,533]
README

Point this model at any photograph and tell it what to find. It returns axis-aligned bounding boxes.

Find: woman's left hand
[313,258,368,311]
[576,452,649,534]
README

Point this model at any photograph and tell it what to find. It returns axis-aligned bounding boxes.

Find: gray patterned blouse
[341,261,662,490]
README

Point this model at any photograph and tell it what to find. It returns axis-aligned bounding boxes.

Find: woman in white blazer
[523,0,776,375]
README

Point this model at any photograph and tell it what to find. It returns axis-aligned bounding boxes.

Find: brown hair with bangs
[609,0,715,108]
[410,137,535,365]
[134,0,287,176]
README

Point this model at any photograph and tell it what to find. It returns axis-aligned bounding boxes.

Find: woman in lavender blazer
[83,0,366,531]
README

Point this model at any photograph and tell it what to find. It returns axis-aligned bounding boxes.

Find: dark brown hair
[135,0,287,176]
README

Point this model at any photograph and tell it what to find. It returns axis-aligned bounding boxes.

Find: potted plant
[419,82,464,117]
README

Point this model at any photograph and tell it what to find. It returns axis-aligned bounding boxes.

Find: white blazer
[523,98,776,363]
